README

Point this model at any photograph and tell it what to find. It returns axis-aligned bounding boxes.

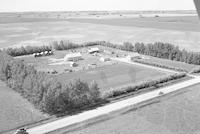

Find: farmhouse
[64,53,82,61]
[126,53,141,60]
[88,47,100,54]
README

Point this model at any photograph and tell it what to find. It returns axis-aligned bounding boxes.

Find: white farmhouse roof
[88,47,100,53]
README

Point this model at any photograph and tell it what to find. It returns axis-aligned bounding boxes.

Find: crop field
[63,83,200,134]
[57,62,169,90]
[0,81,47,133]
[0,15,200,51]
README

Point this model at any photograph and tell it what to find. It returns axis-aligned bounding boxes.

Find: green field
[61,84,200,134]
[0,81,47,133]
[57,62,169,91]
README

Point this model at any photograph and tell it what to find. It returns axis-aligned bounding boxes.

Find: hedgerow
[4,45,52,57]
[133,59,187,72]
[104,73,186,98]
[52,40,82,50]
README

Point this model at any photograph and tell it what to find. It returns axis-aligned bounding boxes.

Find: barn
[64,53,82,61]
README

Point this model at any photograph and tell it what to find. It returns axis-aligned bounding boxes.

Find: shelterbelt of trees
[4,41,200,66]
[0,51,101,115]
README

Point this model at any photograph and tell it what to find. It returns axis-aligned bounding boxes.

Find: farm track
[26,58,200,134]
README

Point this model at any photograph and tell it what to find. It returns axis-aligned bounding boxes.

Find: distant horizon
[0,0,196,13]
[0,9,197,14]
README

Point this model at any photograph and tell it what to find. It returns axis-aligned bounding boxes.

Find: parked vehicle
[14,128,28,134]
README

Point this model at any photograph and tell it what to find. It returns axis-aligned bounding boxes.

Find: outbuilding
[88,47,100,54]
[64,53,82,61]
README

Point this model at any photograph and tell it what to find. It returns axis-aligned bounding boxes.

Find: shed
[64,53,82,61]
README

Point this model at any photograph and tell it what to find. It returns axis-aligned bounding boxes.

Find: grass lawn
[0,81,47,133]
[56,62,169,91]
[59,83,200,134]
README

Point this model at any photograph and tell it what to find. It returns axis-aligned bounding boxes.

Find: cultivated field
[63,83,200,134]
[0,15,200,52]
[0,81,47,133]
[68,16,200,32]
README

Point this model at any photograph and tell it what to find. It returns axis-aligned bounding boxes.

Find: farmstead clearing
[1,11,200,134]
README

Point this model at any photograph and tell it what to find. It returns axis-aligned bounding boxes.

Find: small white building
[100,57,111,62]
[64,53,82,61]
[88,47,100,54]
[126,53,141,60]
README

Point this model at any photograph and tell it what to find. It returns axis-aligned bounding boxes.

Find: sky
[0,0,196,12]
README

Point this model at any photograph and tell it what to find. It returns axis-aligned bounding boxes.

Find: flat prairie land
[0,15,200,51]
[68,16,200,32]
[60,84,200,134]
[0,81,47,133]
[57,62,169,90]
